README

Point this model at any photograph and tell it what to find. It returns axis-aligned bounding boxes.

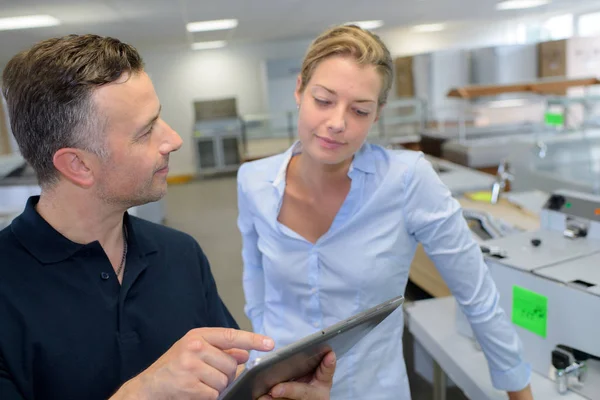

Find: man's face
[92,71,182,208]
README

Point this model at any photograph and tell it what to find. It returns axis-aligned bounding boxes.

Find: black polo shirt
[0,196,239,400]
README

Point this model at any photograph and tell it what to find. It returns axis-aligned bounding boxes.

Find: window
[578,12,600,37]
[515,23,527,44]
[540,14,574,40]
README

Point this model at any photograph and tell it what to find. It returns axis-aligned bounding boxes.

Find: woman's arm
[402,154,532,394]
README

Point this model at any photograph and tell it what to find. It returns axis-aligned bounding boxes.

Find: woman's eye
[314,98,331,106]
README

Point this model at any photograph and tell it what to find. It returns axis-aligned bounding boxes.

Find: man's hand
[111,328,275,400]
[508,385,534,400]
[235,364,245,379]
[258,351,336,400]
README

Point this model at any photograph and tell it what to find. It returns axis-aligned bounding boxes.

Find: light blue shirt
[237,142,531,399]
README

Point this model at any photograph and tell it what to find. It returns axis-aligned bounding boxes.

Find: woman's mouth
[316,135,345,150]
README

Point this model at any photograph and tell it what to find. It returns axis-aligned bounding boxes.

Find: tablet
[218,295,404,400]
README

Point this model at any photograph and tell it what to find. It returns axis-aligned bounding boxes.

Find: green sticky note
[512,286,548,338]
[467,191,492,203]
[544,112,564,126]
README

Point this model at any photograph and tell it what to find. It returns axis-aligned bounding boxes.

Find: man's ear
[52,148,96,188]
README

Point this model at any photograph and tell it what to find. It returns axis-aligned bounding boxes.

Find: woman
[237,25,533,400]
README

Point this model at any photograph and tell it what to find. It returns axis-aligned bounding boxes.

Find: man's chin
[134,191,166,206]
[120,188,166,210]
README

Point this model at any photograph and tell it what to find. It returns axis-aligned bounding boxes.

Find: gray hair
[2,34,144,188]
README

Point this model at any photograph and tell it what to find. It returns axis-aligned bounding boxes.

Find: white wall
[139,39,312,176]
[0,16,572,176]
[381,20,526,57]
[142,19,537,176]
[382,18,537,105]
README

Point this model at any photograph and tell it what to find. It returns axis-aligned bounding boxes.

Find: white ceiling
[2,0,600,56]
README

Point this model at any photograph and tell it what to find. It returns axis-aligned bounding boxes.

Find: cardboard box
[538,39,568,79]
[394,56,415,97]
[538,36,600,95]
[539,36,600,78]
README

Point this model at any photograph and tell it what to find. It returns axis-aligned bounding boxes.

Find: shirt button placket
[309,247,320,329]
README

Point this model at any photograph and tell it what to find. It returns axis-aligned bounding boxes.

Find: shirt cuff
[490,360,532,392]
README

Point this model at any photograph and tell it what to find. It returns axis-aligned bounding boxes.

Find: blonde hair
[299,25,393,106]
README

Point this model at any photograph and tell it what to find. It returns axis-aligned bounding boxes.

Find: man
[0,34,335,400]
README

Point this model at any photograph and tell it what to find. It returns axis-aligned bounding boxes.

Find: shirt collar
[271,141,302,187]
[270,140,376,187]
[352,142,376,174]
[11,196,159,265]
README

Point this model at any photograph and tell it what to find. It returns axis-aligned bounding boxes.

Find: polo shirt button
[101,272,110,280]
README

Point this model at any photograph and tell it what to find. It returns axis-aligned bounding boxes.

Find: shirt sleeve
[195,243,240,330]
[0,354,26,400]
[403,153,531,392]
[237,167,265,336]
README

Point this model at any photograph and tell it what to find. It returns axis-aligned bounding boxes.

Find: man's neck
[36,187,126,251]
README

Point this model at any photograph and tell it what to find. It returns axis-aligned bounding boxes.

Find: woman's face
[294,55,382,166]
